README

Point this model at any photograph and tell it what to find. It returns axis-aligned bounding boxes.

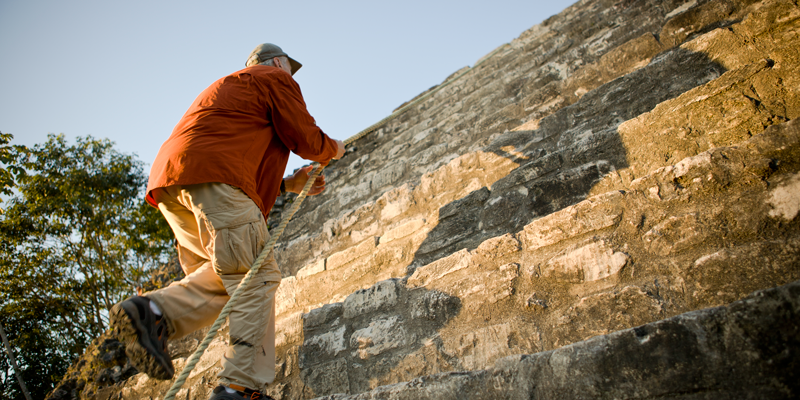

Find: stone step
[315,278,800,400]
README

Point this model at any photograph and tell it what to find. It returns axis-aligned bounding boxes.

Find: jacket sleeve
[266,72,339,165]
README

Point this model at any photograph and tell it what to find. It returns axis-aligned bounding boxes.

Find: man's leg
[218,254,280,392]
[146,185,230,338]
[110,185,230,379]
[112,183,280,391]
[160,183,281,392]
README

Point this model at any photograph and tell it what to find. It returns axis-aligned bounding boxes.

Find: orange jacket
[146,65,338,217]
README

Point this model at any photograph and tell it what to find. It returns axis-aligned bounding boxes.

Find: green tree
[1,132,27,205]
[0,133,174,400]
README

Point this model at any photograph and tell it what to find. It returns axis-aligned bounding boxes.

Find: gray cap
[245,43,302,75]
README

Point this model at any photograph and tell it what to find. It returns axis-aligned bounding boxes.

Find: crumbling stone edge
[319,278,800,399]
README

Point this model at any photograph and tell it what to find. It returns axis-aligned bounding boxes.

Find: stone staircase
[56,0,800,399]
[318,279,800,399]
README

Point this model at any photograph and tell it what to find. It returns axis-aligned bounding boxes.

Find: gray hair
[249,55,289,68]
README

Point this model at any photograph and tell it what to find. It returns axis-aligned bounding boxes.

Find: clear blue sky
[1,0,575,177]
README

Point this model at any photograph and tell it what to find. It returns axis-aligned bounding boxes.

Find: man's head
[245,43,302,75]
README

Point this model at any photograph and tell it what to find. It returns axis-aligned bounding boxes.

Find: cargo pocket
[202,204,266,276]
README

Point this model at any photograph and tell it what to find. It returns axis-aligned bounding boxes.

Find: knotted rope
[163,44,506,399]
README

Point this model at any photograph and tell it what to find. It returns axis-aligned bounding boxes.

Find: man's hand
[333,139,345,160]
[284,165,327,196]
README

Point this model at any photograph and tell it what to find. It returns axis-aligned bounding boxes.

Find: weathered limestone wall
[263,1,799,398]
[322,280,800,399]
[57,0,800,399]
[269,0,799,277]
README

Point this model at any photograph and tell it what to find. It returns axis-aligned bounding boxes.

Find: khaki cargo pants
[147,183,281,392]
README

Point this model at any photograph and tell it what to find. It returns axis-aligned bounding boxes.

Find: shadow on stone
[293,46,728,399]
[412,47,727,269]
[297,278,461,396]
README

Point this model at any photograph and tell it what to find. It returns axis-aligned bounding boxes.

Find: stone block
[275,233,325,277]
[415,215,481,259]
[660,0,736,48]
[388,143,409,159]
[410,246,519,313]
[407,249,472,289]
[643,213,702,256]
[349,316,407,360]
[439,187,490,220]
[745,117,800,159]
[472,263,519,305]
[378,184,415,221]
[681,24,763,70]
[275,312,303,350]
[299,358,350,397]
[379,219,425,245]
[729,0,800,41]
[303,302,343,330]
[541,240,628,283]
[275,276,297,315]
[553,286,664,345]
[343,279,399,319]
[597,33,664,79]
[338,179,372,207]
[296,258,325,279]
[489,152,563,193]
[372,243,412,274]
[412,127,436,143]
[672,152,712,179]
[371,160,406,190]
[349,221,380,244]
[442,323,529,371]
[475,233,520,258]
[301,324,348,363]
[327,237,378,270]
[521,190,624,250]
[481,187,531,231]
[335,254,382,288]
[409,143,448,168]
[410,290,460,322]
[685,239,800,309]
[350,154,369,170]
[415,188,489,258]
[416,152,485,204]
[565,31,665,102]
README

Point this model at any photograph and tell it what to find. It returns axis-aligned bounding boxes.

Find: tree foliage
[0,132,27,202]
[0,133,174,399]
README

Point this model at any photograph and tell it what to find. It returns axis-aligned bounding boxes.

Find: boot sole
[109,302,174,380]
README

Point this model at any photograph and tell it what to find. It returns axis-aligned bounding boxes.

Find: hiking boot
[208,385,274,400]
[109,296,174,380]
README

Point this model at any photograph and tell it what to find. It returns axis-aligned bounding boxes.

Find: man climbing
[110,43,345,400]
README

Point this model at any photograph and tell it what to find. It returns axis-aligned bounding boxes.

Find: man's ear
[273,57,284,69]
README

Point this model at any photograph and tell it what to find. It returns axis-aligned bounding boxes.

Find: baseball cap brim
[287,57,302,75]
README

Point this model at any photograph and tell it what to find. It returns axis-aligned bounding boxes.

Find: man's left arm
[268,73,342,166]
